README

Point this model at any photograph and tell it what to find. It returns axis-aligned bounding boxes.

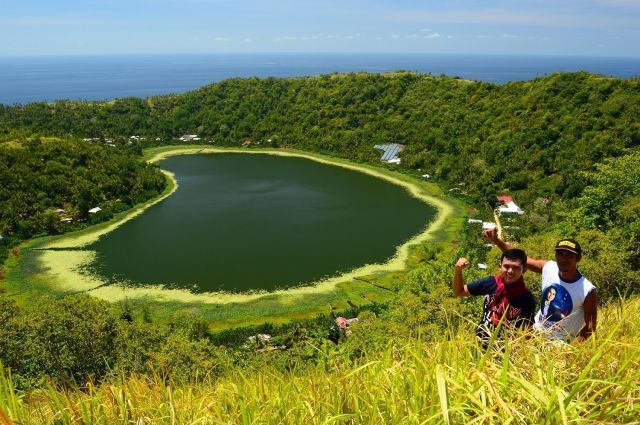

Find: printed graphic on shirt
[539,284,573,323]
[481,294,522,326]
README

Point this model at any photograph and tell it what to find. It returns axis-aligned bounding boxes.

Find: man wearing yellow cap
[483,229,597,342]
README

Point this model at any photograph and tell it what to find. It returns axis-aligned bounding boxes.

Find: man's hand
[455,257,470,270]
[483,226,548,274]
[453,258,471,296]
[482,227,514,253]
[482,227,499,245]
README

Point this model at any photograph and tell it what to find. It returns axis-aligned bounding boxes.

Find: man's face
[499,258,524,284]
[555,249,580,273]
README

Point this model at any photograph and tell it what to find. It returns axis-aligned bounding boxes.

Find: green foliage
[0,138,166,242]
[2,296,118,388]
[568,152,640,267]
[1,71,640,415]
[2,297,639,424]
[2,72,638,207]
[150,333,230,382]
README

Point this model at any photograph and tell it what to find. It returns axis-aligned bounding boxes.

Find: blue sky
[1,0,639,56]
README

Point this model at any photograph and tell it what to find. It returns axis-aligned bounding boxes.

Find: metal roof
[374,144,404,161]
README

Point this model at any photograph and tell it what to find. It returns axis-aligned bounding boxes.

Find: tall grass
[2,297,639,424]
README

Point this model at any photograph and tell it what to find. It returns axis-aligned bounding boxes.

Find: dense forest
[1,72,639,421]
[0,139,166,264]
[2,71,638,210]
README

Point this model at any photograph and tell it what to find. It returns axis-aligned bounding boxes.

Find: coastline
[7,146,461,306]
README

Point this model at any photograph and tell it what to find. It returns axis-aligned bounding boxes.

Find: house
[373,143,405,163]
[242,140,253,147]
[467,219,483,224]
[499,202,524,215]
[179,134,198,142]
[60,217,73,223]
[482,222,496,230]
[496,195,524,215]
[495,195,512,206]
[421,173,430,179]
[88,207,102,214]
[54,208,65,214]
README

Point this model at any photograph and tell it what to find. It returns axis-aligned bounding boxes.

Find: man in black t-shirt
[452,248,535,342]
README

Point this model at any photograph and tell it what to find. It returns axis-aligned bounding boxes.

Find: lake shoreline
[4,146,463,318]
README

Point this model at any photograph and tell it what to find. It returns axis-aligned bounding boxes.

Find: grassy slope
[2,146,466,330]
[2,296,638,424]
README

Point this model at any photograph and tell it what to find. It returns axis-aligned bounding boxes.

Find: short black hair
[501,248,527,267]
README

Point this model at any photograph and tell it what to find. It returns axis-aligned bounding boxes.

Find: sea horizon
[1,52,639,105]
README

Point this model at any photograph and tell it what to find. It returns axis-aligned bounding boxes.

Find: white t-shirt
[534,261,595,340]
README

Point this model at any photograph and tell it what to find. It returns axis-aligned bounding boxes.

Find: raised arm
[452,258,471,297]
[482,228,548,274]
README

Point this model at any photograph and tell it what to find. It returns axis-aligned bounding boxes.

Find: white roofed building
[498,201,524,215]
[179,134,199,142]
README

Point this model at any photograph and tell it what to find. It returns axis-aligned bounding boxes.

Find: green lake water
[87,154,436,293]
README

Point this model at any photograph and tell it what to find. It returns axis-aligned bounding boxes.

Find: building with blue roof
[374,143,405,163]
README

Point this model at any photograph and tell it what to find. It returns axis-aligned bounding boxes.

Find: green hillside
[2,71,639,210]
[1,72,639,423]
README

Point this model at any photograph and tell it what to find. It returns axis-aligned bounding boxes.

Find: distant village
[81,133,215,147]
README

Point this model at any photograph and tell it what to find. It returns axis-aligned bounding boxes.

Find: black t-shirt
[467,276,535,337]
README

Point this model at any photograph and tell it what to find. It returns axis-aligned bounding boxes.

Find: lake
[86,153,435,293]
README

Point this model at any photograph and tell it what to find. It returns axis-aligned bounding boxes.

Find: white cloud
[391,34,400,39]
[501,33,518,38]
[405,31,446,40]
[275,33,357,42]
[419,28,431,32]
[244,38,253,42]
[213,37,231,42]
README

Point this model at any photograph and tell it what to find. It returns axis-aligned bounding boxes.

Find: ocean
[1,53,639,105]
